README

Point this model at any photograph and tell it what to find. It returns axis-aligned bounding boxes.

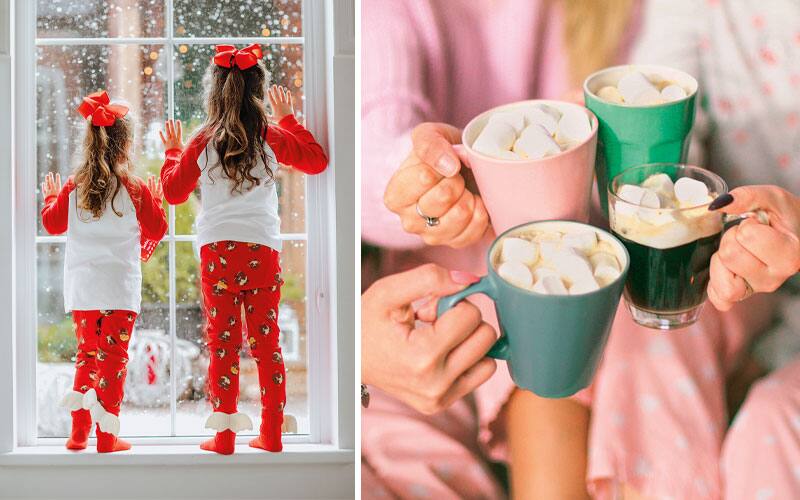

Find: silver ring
[415,203,440,228]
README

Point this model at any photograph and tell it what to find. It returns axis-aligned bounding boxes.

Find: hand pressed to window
[268,84,295,122]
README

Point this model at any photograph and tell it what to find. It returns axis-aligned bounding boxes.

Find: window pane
[173,43,305,234]
[173,0,301,38]
[37,242,172,437]
[36,44,168,235]
[174,240,308,436]
[37,0,165,39]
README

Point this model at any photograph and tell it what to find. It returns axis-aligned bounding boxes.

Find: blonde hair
[74,116,134,218]
[562,0,635,86]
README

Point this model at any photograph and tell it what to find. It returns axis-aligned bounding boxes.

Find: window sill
[0,443,354,466]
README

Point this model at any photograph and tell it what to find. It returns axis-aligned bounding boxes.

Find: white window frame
[0,1,354,485]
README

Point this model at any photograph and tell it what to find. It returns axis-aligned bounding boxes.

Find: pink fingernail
[436,155,459,177]
[450,270,479,284]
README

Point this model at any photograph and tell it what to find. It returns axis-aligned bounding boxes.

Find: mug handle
[452,144,471,169]
[435,276,511,360]
[723,209,769,229]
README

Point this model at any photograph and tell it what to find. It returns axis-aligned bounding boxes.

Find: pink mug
[455,100,599,234]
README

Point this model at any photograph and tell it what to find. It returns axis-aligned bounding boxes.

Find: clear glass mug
[608,163,727,330]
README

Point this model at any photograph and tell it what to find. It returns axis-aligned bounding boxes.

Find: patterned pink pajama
[362,294,779,499]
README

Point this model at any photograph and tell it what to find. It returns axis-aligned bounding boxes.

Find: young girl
[42,90,167,453]
[159,44,327,455]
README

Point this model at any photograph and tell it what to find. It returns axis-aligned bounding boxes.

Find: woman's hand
[383,123,490,248]
[41,172,61,199]
[361,264,498,415]
[708,185,800,311]
[147,174,164,202]
[159,119,183,151]
[268,85,295,121]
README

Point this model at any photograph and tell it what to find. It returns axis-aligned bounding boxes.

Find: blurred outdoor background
[35,0,310,438]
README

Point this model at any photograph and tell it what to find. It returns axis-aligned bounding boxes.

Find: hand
[361,264,498,415]
[41,172,62,199]
[708,185,800,311]
[268,85,294,121]
[147,174,163,202]
[159,119,183,151]
[383,123,490,248]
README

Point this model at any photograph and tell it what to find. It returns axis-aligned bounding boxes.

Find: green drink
[608,164,727,330]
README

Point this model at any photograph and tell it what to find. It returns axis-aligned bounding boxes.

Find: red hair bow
[213,44,263,70]
[76,91,129,127]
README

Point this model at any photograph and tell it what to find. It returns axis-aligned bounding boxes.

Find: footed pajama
[62,309,137,452]
[200,241,286,454]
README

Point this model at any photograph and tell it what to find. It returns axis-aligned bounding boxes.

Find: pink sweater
[362,0,568,252]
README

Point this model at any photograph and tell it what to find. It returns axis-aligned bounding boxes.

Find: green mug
[583,64,698,214]
[436,220,630,398]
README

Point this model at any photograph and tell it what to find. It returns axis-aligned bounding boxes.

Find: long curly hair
[73,115,134,219]
[199,59,273,194]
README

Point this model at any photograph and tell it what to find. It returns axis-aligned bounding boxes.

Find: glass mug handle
[722,209,770,229]
[435,276,511,360]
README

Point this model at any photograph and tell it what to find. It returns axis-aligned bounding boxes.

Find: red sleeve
[265,115,329,175]
[124,176,168,262]
[160,133,207,204]
[41,177,76,235]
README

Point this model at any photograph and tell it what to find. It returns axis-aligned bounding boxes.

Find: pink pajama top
[361,0,639,460]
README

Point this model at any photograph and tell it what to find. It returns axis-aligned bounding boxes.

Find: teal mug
[437,220,630,398]
[583,64,698,214]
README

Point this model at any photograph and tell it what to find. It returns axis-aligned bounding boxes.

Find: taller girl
[159,44,327,455]
[43,91,168,453]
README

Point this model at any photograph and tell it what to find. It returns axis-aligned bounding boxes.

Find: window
[28,0,326,443]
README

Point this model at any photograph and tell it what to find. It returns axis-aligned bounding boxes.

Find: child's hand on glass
[41,172,62,199]
[147,174,164,202]
[159,119,183,151]
[268,84,295,122]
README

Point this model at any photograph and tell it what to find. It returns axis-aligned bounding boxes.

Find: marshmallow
[661,84,687,101]
[674,177,710,206]
[538,240,561,261]
[549,247,595,284]
[631,87,664,106]
[562,230,598,254]
[590,251,621,285]
[472,121,516,156]
[491,149,522,160]
[616,183,659,208]
[501,237,539,265]
[617,71,660,105]
[555,108,592,145]
[488,110,527,134]
[523,105,561,134]
[637,207,676,226]
[569,275,601,295]
[497,261,533,289]
[531,275,568,295]
[641,173,675,206]
[533,266,560,282]
[596,85,625,104]
[513,124,561,159]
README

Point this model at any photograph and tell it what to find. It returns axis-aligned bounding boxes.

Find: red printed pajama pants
[201,241,286,442]
[63,310,136,442]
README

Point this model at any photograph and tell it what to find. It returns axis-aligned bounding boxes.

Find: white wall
[0,0,16,459]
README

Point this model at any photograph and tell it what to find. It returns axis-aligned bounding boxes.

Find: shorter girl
[42,90,167,453]
[160,44,328,455]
